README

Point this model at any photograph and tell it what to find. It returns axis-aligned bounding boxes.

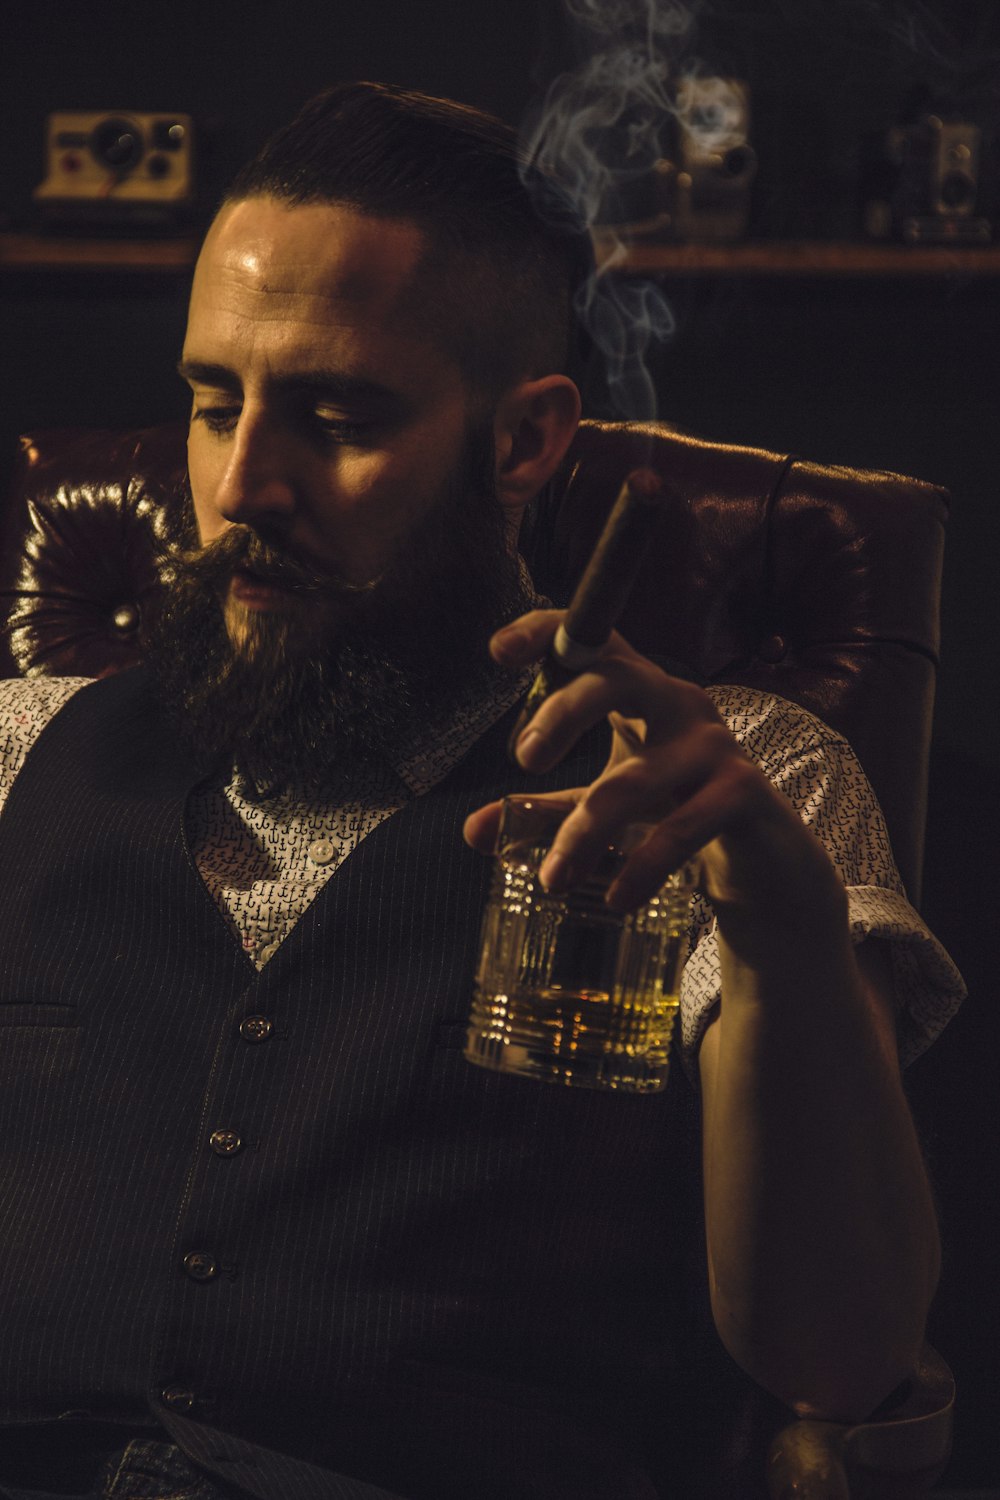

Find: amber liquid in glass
[465,800,691,1093]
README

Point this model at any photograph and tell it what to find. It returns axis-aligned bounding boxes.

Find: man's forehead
[195,197,430,315]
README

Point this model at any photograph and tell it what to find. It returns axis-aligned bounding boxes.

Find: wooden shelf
[2,232,998,278]
[0,232,199,273]
[595,237,1000,277]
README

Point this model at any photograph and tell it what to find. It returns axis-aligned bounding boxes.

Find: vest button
[209,1129,242,1157]
[161,1385,196,1412]
[239,1015,273,1043]
[183,1252,218,1282]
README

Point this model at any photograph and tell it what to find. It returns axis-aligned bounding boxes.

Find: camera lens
[721,146,756,179]
[90,117,143,172]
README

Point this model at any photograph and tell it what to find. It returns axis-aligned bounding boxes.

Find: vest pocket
[0,1004,81,1079]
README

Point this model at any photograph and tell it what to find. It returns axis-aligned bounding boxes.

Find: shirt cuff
[677,885,966,1078]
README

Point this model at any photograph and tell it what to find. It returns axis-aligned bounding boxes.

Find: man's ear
[492,375,582,515]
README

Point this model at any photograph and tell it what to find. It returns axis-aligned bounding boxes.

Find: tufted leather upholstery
[0,418,949,904]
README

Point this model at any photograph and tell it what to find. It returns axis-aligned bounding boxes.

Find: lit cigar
[508,466,666,760]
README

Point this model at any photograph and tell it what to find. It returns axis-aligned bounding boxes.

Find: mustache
[171,526,375,599]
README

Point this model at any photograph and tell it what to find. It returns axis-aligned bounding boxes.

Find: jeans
[0,1437,228,1500]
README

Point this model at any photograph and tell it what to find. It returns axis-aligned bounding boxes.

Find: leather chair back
[1,418,950,904]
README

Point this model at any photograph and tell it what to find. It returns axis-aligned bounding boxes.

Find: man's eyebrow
[177,359,241,390]
[280,370,403,407]
[177,360,402,407]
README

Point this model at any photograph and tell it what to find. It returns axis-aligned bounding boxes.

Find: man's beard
[142,425,530,797]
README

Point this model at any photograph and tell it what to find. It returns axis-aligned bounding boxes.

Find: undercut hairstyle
[224,81,591,401]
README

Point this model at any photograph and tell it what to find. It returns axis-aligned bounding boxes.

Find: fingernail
[605,881,630,912]
[515,729,545,769]
[540,851,574,892]
[606,878,642,913]
[492,625,530,661]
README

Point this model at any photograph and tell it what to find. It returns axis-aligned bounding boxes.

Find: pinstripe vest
[0,667,728,1500]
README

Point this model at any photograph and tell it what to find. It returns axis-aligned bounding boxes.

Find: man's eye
[192,405,240,435]
[312,410,372,444]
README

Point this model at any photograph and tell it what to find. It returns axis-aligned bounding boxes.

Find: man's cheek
[187,468,223,547]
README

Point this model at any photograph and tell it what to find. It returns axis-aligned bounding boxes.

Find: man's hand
[463,608,844,942]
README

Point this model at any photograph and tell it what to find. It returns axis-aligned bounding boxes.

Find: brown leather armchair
[2,416,948,904]
[0,417,957,1498]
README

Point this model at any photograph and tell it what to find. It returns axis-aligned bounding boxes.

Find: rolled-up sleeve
[678,686,966,1069]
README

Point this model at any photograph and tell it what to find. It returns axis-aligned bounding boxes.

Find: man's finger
[534,730,740,903]
[489,610,563,666]
[463,789,588,855]
[462,799,505,853]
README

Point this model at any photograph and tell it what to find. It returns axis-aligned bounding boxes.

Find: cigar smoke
[733,1,998,87]
[834,0,999,76]
[520,0,704,420]
[523,0,998,424]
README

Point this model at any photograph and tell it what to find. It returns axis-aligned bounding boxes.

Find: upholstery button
[239,1015,273,1043]
[308,838,335,866]
[111,603,140,633]
[183,1252,218,1282]
[209,1129,242,1157]
[757,633,787,663]
[161,1385,196,1412]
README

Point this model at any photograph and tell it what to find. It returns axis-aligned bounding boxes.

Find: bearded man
[0,82,963,1500]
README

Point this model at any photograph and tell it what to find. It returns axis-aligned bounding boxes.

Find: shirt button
[183,1252,218,1282]
[209,1129,242,1157]
[308,838,335,866]
[258,940,279,964]
[239,1015,273,1043]
[161,1385,196,1412]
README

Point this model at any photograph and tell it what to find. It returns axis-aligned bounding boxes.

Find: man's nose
[212,414,297,530]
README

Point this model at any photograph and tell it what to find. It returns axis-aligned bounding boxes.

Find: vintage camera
[33,111,195,229]
[590,77,755,243]
[673,77,756,242]
[862,114,991,245]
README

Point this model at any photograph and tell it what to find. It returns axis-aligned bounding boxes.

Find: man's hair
[225,81,591,400]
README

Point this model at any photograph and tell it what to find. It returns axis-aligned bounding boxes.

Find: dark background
[1,0,997,1488]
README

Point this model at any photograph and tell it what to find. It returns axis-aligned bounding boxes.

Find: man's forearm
[699,913,941,1422]
[479,614,945,1419]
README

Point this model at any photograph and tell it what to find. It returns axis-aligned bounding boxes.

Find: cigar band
[552,624,607,672]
